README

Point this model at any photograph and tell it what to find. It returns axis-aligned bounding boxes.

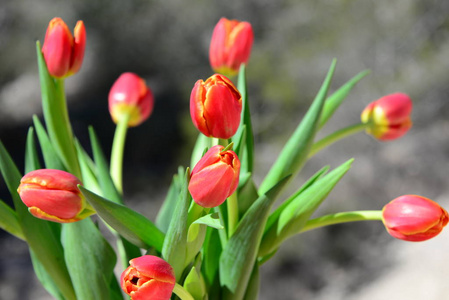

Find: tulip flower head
[109,72,154,127]
[209,17,254,77]
[42,17,86,78]
[361,93,413,141]
[190,74,242,139]
[17,169,94,223]
[189,145,240,208]
[121,255,176,300]
[382,195,448,242]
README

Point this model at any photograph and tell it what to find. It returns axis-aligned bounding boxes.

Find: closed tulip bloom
[121,255,176,300]
[190,74,242,139]
[209,17,254,77]
[361,93,412,141]
[109,72,154,127]
[17,169,94,223]
[189,145,240,208]
[42,17,86,78]
[382,195,448,242]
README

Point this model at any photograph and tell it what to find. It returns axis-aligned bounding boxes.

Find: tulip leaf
[88,127,123,204]
[156,170,182,233]
[237,172,259,217]
[25,127,41,173]
[260,159,353,257]
[0,199,24,240]
[193,212,224,229]
[36,41,81,178]
[319,70,370,129]
[242,264,260,300]
[259,59,337,195]
[0,140,76,300]
[220,176,290,300]
[234,64,254,174]
[162,169,191,280]
[30,250,64,300]
[62,219,117,300]
[32,115,66,171]
[191,133,213,168]
[79,186,165,251]
[184,266,206,300]
[202,228,222,289]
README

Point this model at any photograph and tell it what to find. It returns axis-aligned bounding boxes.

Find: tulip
[189,145,240,208]
[361,93,413,141]
[209,17,254,77]
[17,169,94,223]
[42,17,86,78]
[121,255,176,300]
[190,74,242,139]
[382,195,448,242]
[109,72,154,127]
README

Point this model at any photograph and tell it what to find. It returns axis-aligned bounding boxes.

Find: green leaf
[33,116,65,171]
[0,199,24,240]
[193,212,224,229]
[0,141,76,300]
[79,186,164,251]
[156,172,181,233]
[30,250,64,300]
[191,133,213,168]
[201,228,222,289]
[75,140,101,194]
[259,159,353,257]
[88,127,123,204]
[25,127,41,173]
[220,176,290,300]
[237,172,259,217]
[184,266,206,300]
[162,169,191,280]
[259,59,337,195]
[36,41,80,178]
[234,64,254,174]
[319,70,370,129]
[62,219,117,300]
[242,264,260,300]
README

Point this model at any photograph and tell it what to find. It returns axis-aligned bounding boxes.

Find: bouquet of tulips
[1,16,447,300]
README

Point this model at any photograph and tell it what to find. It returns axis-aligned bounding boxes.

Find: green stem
[227,192,238,237]
[173,283,195,300]
[214,206,228,248]
[309,122,369,158]
[300,210,383,233]
[110,114,130,194]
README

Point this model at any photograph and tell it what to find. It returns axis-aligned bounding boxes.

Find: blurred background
[1,0,449,299]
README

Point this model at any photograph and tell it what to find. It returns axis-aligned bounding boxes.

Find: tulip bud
[109,72,154,127]
[190,74,242,139]
[189,145,240,208]
[382,195,448,242]
[17,169,94,223]
[42,17,86,78]
[361,93,413,141]
[121,255,176,300]
[209,17,254,77]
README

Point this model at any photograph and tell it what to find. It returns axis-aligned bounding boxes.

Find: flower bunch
[0,16,446,300]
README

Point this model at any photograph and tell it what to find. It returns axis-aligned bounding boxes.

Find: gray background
[1,1,449,299]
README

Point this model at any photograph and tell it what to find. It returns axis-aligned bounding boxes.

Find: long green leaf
[259,159,353,257]
[319,70,370,129]
[156,172,181,233]
[36,41,80,178]
[25,127,41,173]
[0,141,76,300]
[0,199,24,240]
[33,116,65,170]
[62,219,117,300]
[259,59,337,195]
[80,186,164,251]
[220,176,290,300]
[162,169,191,280]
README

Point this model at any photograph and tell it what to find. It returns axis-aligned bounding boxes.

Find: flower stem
[110,114,130,194]
[309,122,369,158]
[300,210,383,233]
[173,283,195,300]
[227,192,238,237]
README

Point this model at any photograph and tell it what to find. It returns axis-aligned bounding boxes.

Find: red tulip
[17,169,93,223]
[361,93,412,140]
[42,17,86,78]
[382,195,448,242]
[121,255,176,300]
[209,17,254,77]
[109,72,154,127]
[189,145,240,208]
[190,74,242,139]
